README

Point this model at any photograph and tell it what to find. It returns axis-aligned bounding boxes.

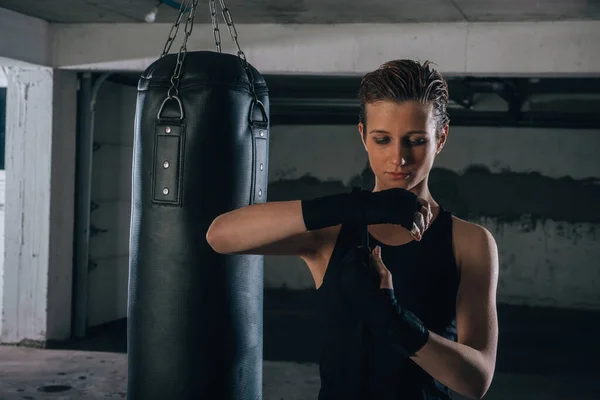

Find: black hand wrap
[301,188,421,231]
[372,289,430,357]
[338,246,430,357]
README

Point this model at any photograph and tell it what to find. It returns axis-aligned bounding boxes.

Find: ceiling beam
[52,21,600,76]
[268,107,600,129]
[0,8,51,67]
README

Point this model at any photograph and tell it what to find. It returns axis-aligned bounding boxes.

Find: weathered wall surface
[88,84,600,328]
[265,125,600,310]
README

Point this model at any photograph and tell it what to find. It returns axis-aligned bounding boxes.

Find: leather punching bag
[128,51,269,400]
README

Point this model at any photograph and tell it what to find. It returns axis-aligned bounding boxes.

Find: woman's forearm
[206,200,308,254]
[411,332,495,400]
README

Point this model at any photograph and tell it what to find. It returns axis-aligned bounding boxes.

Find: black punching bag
[128,50,269,399]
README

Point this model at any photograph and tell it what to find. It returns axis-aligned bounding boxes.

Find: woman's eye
[373,137,427,145]
[407,137,427,146]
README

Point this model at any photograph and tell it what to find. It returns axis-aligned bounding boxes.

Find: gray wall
[87,82,600,327]
[265,125,600,311]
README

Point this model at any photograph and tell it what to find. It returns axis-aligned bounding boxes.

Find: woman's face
[358,100,447,192]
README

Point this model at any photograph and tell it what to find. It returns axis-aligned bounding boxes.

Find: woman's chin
[377,180,410,191]
[388,177,411,186]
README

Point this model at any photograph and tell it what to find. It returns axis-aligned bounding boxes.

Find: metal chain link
[158,0,263,122]
[218,0,257,102]
[160,0,189,57]
[209,0,222,53]
[166,0,199,99]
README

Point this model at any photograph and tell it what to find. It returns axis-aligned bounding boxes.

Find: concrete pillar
[1,67,77,344]
[0,68,5,340]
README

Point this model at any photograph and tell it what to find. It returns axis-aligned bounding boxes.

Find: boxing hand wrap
[371,289,430,357]
[339,246,429,358]
[363,188,422,232]
[301,188,421,231]
[300,190,368,231]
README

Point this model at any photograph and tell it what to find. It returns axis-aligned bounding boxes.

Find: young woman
[206,60,499,400]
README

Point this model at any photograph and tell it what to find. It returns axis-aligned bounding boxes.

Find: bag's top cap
[139,51,267,92]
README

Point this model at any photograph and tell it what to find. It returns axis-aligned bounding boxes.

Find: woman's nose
[389,144,409,166]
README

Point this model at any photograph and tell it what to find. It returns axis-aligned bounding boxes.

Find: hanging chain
[218,0,257,102]
[165,0,199,100]
[158,0,262,121]
[160,0,189,57]
[209,0,222,53]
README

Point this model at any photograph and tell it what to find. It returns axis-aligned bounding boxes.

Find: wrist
[301,190,364,231]
[379,288,396,300]
[363,188,420,229]
[376,288,429,357]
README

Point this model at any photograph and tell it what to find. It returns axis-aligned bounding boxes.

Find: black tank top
[316,203,459,400]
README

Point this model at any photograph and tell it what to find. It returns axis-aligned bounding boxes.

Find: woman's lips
[387,172,410,180]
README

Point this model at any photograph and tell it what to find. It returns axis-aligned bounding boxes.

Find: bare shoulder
[451,216,498,272]
[451,216,496,243]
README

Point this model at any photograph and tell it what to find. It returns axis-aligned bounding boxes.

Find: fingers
[369,246,393,289]
[411,199,433,241]
[411,212,425,241]
[422,199,433,229]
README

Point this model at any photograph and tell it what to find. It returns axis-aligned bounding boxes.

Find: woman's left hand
[411,198,434,241]
[370,246,393,289]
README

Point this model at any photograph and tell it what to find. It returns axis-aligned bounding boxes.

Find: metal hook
[157,95,184,120]
[249,99,268,125]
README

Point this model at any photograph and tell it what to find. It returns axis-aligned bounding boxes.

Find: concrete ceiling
[0,0,599,24]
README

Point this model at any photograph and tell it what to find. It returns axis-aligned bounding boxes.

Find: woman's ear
[436,125,449,154]
[358,123,368,151]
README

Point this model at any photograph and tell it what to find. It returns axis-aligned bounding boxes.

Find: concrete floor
[1,347,599,400]
[1,289,600,400]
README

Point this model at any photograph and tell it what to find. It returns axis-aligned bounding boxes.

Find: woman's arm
[206,200,318,257]
[362,220,498,399]
[206,188,428,257]
[410,222,499,399]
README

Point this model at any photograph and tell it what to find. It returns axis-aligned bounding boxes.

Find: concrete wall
[87,83,600,327]
[265,125,600,310]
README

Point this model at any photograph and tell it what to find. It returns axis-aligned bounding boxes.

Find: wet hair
[358,60,450,139]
